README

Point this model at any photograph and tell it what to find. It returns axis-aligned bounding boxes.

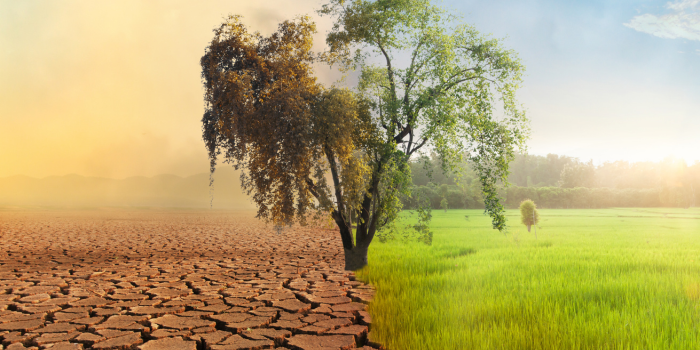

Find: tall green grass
[357,208,700,350]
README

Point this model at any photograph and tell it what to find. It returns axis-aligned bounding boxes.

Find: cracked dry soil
[0,210,384,350]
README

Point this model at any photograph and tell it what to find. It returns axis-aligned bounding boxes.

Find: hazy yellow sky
[2,0,698,179]
[0,0,338,178]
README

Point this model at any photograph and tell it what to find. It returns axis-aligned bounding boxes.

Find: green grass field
[356,208,700,350]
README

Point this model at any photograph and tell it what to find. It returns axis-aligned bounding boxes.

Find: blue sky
[437,0,700,164]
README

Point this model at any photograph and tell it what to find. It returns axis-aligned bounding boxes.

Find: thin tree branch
[403,35,427,108]
[305,178,320,199]
[406,126,414,154]
[376,37,399,133]
[407,137,428,156]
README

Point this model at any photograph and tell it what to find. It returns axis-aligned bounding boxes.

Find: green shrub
[519,199,540,232]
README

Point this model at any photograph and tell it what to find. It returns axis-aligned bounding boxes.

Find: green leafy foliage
[559,161,596,188]
[440,197,448,212]
[519,199,539,227]
[320,0,529,235]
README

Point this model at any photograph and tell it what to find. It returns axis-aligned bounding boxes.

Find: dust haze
[0,0,342,179]
[0,167,254,210]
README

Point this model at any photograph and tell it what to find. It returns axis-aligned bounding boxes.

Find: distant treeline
[404,153,699,209]
[401,184,691,209]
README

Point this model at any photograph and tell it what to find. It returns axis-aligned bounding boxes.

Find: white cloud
[624,0,700,41]
[667,0,700,11]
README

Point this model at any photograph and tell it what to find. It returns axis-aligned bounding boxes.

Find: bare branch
[407,137,428,156]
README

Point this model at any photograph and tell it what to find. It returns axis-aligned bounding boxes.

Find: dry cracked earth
[0,209,383,350]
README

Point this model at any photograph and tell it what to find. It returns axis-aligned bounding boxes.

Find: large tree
[201,0,529,271]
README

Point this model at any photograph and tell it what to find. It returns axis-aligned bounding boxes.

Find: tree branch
[377,37,399,133]
[325,147,347,220]
[393,125,412,143]
[403,35,427,109]
[407,137,428,156]
[305,178,320,199]
[356,159,383,246]
[325,148,354,251]
[409,74,483,119]
[363,170,383,245]
[405,49,440,95]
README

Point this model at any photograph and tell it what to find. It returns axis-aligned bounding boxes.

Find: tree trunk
[527,224,531,232]
[331,209,371,271]
[344,245,369,271]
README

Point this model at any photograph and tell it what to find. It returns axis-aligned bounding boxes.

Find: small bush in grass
[519,199,540,232]
[440,197,449,212]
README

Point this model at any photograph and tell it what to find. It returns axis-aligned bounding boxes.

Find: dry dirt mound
[0,209,382,350]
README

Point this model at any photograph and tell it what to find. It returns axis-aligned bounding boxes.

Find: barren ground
[0,209,381,350]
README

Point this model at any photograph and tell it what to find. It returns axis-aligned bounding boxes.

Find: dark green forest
[404,154,700,209]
